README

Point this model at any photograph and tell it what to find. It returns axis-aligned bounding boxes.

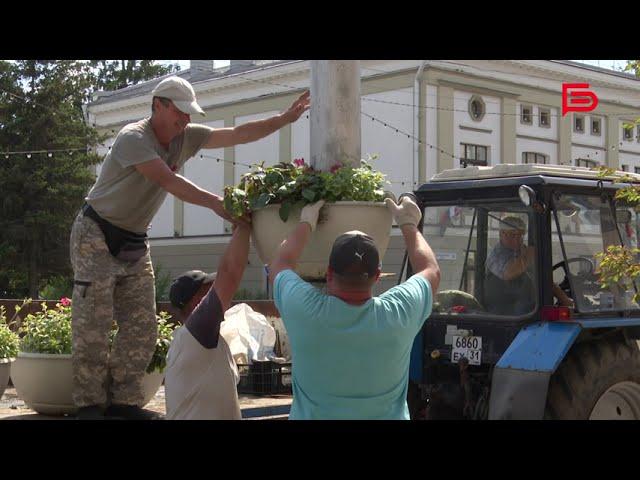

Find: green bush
[19,300,73,354]
[39,274,73,300]
[233,288,269,300]
[223,157,389,221]
[110,311,177,374]
[154,263,172,302]
[0,306,20,359]
[17,299,178,373]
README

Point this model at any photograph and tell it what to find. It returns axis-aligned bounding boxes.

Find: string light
[0,147,88,158]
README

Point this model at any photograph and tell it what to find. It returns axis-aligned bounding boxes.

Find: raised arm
[183,224,251,349]
[385,197,441,292]
[202,91,310,149]
[213,224,252,312]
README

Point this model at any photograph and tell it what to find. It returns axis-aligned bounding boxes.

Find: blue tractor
[405,164,640,420]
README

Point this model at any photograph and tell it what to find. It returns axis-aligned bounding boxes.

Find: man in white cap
[485,215,572,315]
[70,75,309,420]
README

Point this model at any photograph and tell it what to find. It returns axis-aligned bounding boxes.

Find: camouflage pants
[69,212,157,408]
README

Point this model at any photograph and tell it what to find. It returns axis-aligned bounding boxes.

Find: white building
[85,60,640,296]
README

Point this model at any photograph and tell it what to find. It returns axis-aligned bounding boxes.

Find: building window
[576,158,598,169]
[461,143,488,167]
[621,165,629,172]
[637,125,640,143]
[635,167,640,175]
[522,152,548,164]
[574,115,585,133]
[591,117,601,136]
[468,95,485,122]
[624,124,634,141]
[521,105,533,125]
[539,108,550,128]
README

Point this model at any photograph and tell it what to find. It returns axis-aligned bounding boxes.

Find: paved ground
[0,386,292,420]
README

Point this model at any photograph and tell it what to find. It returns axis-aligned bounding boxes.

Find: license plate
[451,335,482,366]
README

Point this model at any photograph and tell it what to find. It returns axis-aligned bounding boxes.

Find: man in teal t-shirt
[269,197,441,420]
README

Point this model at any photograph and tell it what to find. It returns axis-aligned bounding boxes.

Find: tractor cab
[408,164,640,420]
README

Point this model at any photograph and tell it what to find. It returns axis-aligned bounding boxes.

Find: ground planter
[252,201,393,280]
[11,352,164,416]
[0,358,12,399]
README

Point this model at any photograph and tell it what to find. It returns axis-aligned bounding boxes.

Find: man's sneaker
[76,405,105,420]
[104,404,164,420]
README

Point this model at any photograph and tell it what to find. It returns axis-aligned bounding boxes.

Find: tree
[0,60,104,297]
[0,60,182,298]
[88,60,179,91]
[592,62,640,300]
[624,60,640,77]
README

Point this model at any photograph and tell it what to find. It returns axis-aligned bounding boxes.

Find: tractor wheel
[545,334,640,420]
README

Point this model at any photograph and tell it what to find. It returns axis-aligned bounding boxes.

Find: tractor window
[423,203,537,317]
[552,193,639,312]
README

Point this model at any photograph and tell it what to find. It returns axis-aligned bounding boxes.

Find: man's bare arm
[203,91,310,149]
[135,158,231,222]
[213,224,252,312]
[400,224,441,292]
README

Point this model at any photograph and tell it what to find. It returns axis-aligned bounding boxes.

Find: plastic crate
[237,360,292,395]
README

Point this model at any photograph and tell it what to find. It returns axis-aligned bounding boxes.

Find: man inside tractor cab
[485,216,573,315]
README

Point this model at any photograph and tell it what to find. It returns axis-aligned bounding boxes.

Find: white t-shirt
[164,326,241,420]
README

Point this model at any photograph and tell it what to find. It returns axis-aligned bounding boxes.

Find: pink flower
[451,305,466,313]
[330,163,342,174]
[293,158,306,167]
[60,297,71,307]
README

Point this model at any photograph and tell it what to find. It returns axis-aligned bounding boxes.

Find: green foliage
[38,274,73,300]
[15,299,178,373]
[0,60,178,297]
[233,288,269,300]
[88,60,180,92]
[0,60,105,297]
[110,310,178,374]
[19,301,73,355]
[146,311,178,374]
[223,157,389,221]
[0,306,20,359]
[596,246,640,303]
[153,263,172,302]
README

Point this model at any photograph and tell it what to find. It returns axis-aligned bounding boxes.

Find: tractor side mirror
[519,185,546,213]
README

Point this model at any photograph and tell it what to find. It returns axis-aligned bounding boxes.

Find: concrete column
[437,85,454,172]
[310,61,361,170]
[606,116,620,168]
[417,76,427,184]
[558,113,572,166]
[501,98,517,164]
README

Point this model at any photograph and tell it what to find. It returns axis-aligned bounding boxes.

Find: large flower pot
[11,352,164,416]
[0,358,12,400]
[252,201,393,280]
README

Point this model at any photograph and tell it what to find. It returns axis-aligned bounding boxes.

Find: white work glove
[384,197,422,227]
[300,200,325,231]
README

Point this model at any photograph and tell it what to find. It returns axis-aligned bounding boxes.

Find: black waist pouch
[82,203,149,262]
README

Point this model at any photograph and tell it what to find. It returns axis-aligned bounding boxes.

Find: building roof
[430,163,640,183]
[89,60,639,109]
[550,60,639,82]
[89,60,302,107]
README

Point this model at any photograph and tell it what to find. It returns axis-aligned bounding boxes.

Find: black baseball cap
[329,231,380,278]
[169,270,217,309]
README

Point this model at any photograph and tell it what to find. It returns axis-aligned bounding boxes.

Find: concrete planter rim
[17,351,73,360]
[255,200,387,211]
